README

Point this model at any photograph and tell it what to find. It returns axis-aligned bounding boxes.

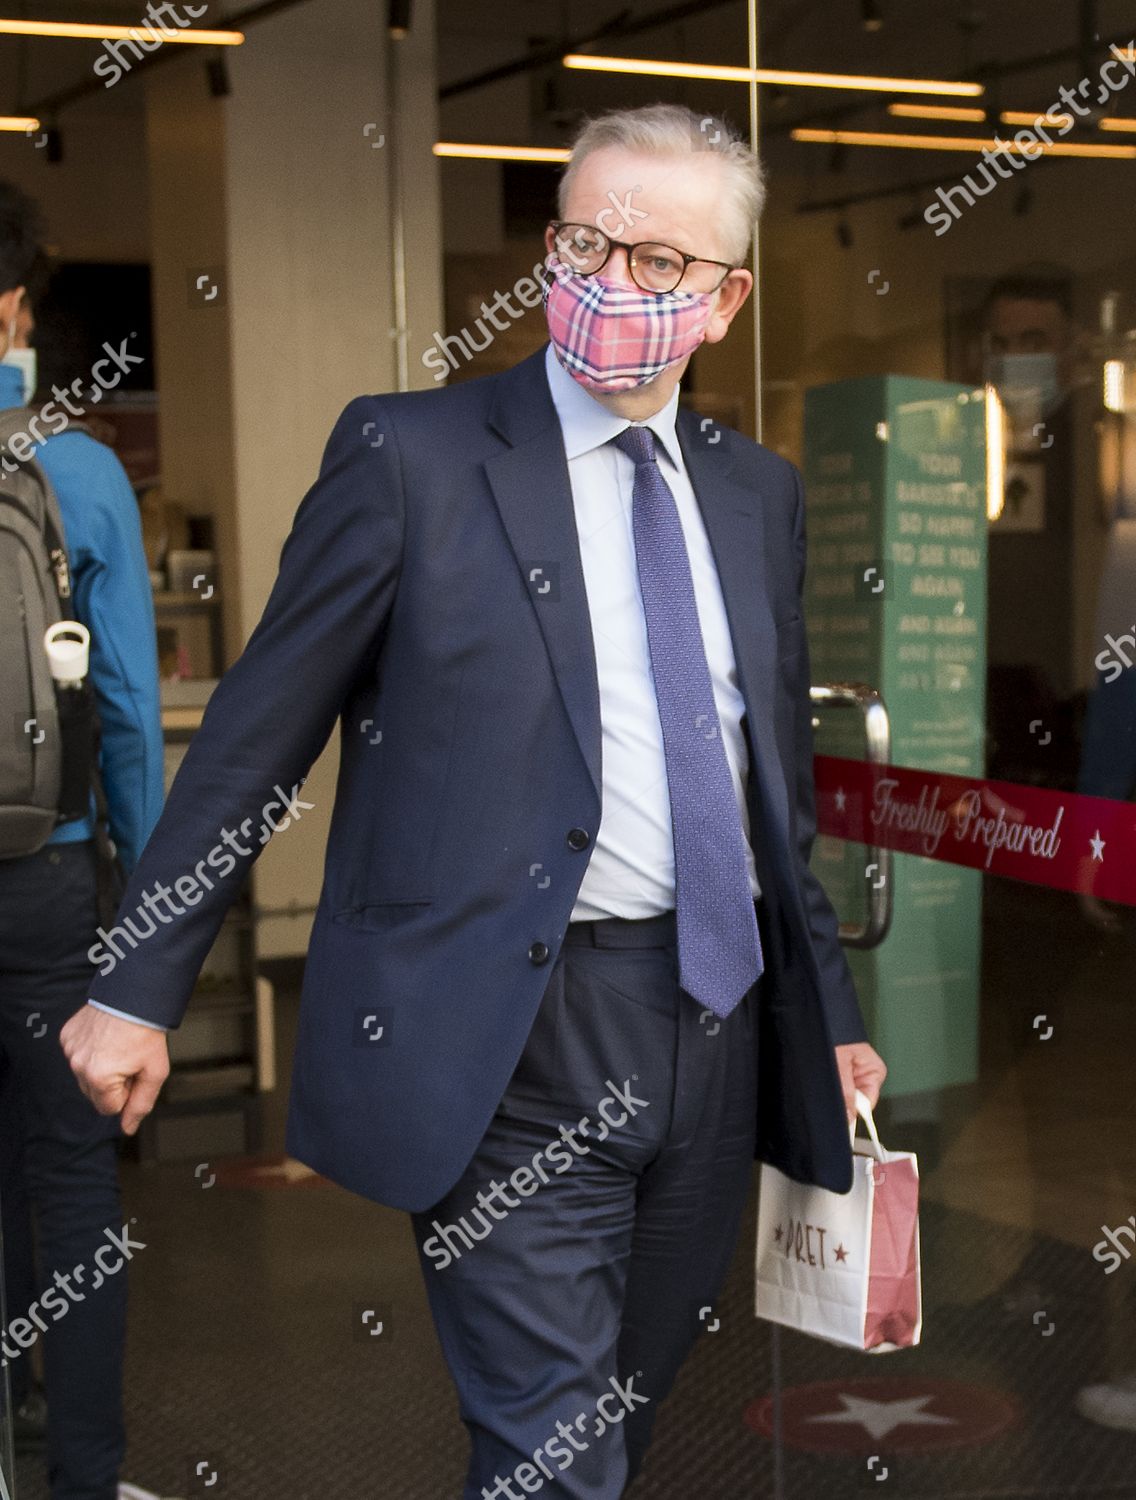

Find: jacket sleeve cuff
[87,999,170,1033]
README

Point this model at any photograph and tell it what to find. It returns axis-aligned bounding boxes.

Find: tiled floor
[12,879,1136,1499]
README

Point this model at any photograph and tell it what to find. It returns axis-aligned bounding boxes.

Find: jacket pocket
[333,900,432,931]
[775,613,805,661]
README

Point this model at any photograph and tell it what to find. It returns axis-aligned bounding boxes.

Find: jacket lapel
[482,350,789,844]
[484,350,603,801]
[676,408,791,852]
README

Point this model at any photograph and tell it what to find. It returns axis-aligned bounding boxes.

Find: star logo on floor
[807,1392,957,1441]
[744,1377,1022,1453]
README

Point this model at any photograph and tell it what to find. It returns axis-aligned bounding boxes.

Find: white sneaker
[1075,1375,1136,1431]
[118,1484,185,1500]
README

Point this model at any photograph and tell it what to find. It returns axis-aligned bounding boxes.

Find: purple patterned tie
[612,425,763,1017]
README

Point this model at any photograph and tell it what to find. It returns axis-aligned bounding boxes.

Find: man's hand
[834,1041,887,1123]
[60,1005,170,1136]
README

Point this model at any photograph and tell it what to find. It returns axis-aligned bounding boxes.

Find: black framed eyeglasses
[549,221,737,296]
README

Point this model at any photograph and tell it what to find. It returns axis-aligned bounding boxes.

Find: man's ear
[702,270,754,346]
[0,285,25,349]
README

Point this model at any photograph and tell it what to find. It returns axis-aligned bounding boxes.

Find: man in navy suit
[63,103,886,1496]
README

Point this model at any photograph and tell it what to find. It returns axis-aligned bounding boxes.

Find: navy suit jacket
[89,345,869,1208]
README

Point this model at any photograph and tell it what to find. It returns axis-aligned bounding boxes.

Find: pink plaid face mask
[543,255,714,393]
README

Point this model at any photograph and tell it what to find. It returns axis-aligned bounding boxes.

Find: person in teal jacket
[0,179,165,1500]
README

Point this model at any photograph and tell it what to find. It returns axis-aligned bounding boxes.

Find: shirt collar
[544,342,683,471]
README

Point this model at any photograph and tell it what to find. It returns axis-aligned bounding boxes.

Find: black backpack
[0,408,106,863]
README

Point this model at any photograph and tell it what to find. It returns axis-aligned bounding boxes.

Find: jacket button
[567,827,590,851]
[528,941,550,965]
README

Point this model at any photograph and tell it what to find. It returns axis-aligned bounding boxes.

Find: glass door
[751,1,1136,1494]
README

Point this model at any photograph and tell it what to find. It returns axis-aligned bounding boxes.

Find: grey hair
[557,103,765,266]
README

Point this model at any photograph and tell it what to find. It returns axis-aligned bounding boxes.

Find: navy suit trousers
[411,905,763,1499]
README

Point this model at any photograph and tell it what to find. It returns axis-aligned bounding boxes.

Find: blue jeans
[0,841,126,1500]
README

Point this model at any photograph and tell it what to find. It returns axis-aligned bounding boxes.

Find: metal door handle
[809,682,893,950]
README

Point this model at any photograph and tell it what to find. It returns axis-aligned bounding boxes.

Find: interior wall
[146,0,443,959]
[145,61,238,648]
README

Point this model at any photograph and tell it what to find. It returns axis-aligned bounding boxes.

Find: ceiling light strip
[0,18,243,43]
[890,103,1082,129]
[793,126,1136,158]
[889,103,987,122]
[433,142,571,162]
[562,52,984,98]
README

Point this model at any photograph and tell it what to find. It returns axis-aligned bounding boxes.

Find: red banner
[813,754,1136,905]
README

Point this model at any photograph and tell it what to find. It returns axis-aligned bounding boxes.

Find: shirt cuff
[87,1000,170,1033]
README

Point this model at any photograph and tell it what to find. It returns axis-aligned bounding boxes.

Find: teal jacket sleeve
[40,430,165,873]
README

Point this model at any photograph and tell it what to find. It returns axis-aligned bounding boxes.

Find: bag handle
[849,1089,884,1159]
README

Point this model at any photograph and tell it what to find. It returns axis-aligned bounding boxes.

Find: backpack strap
[0,406,93,454]
[1,406,121,890]
[0,406,28,449]
[0,404,74,600]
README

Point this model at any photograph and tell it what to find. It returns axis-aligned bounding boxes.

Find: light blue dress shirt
[544,345,761,921]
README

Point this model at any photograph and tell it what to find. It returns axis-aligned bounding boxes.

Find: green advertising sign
[804,376,988,1095]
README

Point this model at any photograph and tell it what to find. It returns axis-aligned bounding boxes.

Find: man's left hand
[834,1041,887,1122]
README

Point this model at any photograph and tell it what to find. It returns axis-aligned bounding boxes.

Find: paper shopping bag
[755,1090,921,1352]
